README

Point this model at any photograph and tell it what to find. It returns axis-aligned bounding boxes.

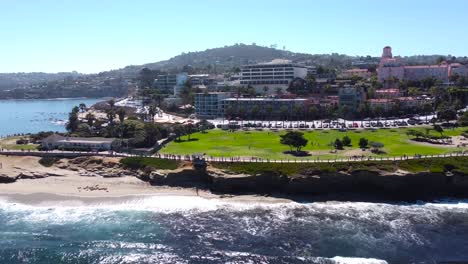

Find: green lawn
[160,127,468,160]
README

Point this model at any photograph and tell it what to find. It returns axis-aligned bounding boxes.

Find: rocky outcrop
[145,167,468,200]
[148,169,211,188]
[0,174,16,184]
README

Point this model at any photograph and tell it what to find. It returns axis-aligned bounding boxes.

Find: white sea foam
[1,195,467,225]
[329,256,388,264]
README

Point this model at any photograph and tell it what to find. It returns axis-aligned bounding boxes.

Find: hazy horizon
[2,0,468,74]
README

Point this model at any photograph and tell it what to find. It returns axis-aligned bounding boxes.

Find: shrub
[39,157,59,167]
[358,138,369,149]
[334,139,344,150]
[342,136,352,146]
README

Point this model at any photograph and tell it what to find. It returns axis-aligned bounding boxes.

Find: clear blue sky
[1,0,467,73]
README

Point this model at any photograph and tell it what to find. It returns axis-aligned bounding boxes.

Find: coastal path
[1,149,468,164]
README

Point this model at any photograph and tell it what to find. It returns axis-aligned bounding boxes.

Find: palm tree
[280,106,289,123]
[173,124,185,141]
[265,105,273,125]
[251,106,260,121]
[106,109,116,125]
[148,104,158,123]
[184,123,195,141]
[108,99,116,109]
[293,105,303,121]
[117,108,126,123]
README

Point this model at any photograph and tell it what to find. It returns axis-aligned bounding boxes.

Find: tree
[342,136,351,147]
[184,123,195,141]
[307,105,319,120]
[138,67,158,88]
[334,138,344,150]
[408,87,420,96]
[66,110,79,132]
[458,111,468,127]
[265,105,273,121]
[406,129,424,139]
[108,99,115,109]
[72,106,80,114]
[370,141,384,154]
[85,112,95,127]
[79,103,87,113]
[148,104,158,123]
[280,106,289,121]
[433,125,444,136]
[293,105,304,121]
[143,123,162,147]
[276,87,283,96]
[358,137,369,149]
[117,108,126,123]
[305,74,316,92]
[197,119,212,133]
[172,124,185,141]
[280,131,308,153]
[75,123,91,137]
[437,105,457,123]
[106,109,116,125]
[251,105,260,120]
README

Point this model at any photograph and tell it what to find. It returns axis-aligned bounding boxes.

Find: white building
[240,59,308,94]
[41,134,115,151]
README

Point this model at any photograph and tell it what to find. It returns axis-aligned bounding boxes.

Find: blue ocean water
[0,98,104,136]
[0,196,467,264]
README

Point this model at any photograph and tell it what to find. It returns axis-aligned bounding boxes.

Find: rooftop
[44,134,115,144]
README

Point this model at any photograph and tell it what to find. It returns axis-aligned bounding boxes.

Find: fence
[2,149,466,164]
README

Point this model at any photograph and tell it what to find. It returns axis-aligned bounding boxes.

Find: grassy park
[160,127,468,160]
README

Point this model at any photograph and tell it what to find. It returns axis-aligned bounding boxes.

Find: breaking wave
[0,196,467,263]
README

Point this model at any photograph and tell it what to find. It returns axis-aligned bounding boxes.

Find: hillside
[2,44,468,88]
[114,44,366,76]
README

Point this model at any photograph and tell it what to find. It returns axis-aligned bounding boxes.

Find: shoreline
[0,190,293,208]
[2,155,468,206]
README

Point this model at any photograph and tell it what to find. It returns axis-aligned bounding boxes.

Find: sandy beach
[0,155,289,205]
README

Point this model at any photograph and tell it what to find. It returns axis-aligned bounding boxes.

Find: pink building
[377,46,468,83]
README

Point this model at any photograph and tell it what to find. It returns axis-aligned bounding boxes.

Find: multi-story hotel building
[194,92,231,118]
[377,46,468,83]
[240,59,308,94]
[154,73,189,96]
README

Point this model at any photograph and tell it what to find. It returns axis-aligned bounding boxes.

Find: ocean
[0,98,105,137]
[0,196,467,263]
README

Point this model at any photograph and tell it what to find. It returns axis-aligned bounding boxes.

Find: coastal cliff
[2,155,468,200]
[146,162,468,200]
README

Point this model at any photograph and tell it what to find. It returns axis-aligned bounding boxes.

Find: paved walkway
[1,149,467,164]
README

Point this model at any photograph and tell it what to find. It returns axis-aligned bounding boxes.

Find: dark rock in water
[0,174,16,184]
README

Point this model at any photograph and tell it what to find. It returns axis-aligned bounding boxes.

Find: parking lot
[209,114,440,131]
